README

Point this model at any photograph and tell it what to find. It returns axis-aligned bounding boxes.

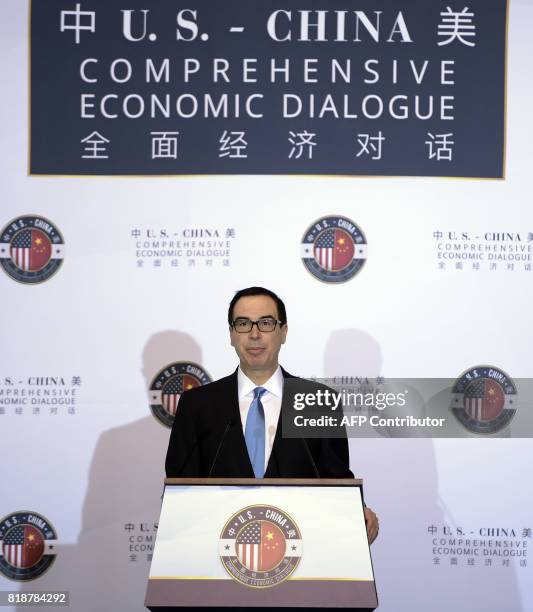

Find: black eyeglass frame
[230,317,285,333]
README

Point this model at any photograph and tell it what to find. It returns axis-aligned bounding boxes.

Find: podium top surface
[164,477,362,486]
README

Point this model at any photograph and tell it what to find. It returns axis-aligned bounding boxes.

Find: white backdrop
[1,1,532,610]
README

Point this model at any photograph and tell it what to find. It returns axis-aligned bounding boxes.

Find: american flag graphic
[463,379,505,421]
[236,521,286,572]
[10,229,51,272]
[2,525,44,569]
[162,375,199,416]
[314,229,354,271]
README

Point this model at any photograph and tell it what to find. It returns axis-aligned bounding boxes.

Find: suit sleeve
[316,435,354,478]
[165,390,201,477]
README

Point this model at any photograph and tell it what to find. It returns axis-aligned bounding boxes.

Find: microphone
[208,419,234,477]
[300,437,320,478]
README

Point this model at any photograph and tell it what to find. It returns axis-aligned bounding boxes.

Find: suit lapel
[264,426,282,477]
[264,367,294,477]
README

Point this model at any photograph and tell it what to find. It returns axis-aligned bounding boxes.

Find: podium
[146,478,377,610]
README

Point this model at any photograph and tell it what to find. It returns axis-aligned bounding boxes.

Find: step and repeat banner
[2,1,532,611]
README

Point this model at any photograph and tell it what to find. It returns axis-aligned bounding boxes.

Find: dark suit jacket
[165,368,354,478]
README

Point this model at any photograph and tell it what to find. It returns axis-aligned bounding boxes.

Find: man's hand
[364,506,379,544]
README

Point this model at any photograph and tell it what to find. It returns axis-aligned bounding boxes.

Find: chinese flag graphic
[182,375,199,393]
[481,379,505,421]
[10,229,51,272]
[260,522,286,571]
[333,229,355,270]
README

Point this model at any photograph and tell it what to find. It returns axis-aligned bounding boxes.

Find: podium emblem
[219,505,302,588]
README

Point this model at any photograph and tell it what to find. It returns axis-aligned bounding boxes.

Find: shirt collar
[238,366,284,399]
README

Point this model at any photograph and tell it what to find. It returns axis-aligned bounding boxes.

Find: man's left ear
[281,324,288,343]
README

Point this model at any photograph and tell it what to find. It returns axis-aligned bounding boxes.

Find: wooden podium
[145,478,377,610]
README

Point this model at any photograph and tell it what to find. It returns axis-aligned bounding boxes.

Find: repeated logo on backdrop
[0,216,64,284]
[451,366,517,434]
[0,511,57,581]
[149,362,212,427]
[301,216,367,283]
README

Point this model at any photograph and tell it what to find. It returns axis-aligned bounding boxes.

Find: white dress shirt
[238,366,283,469]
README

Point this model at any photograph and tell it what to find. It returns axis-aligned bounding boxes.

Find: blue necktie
[245,387,267,478]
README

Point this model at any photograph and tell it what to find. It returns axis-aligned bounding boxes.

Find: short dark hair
[228,287,287,326]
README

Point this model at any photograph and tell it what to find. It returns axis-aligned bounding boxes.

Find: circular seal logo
[149,361,212,427]
[0,511,57,581]
[219,505,302,588]
[451,366,517,434]
[0,216,64,284]
[301,216,367,283]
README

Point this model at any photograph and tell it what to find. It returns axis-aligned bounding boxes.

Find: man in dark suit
[165,286,378,543]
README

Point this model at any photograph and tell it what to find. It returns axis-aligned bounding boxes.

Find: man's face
[230,295,288,377]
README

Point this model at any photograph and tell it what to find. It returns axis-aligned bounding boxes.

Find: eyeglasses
[231,317,283,333]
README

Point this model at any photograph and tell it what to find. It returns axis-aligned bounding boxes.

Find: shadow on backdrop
[15,332,201,611]
[323,328,522,612]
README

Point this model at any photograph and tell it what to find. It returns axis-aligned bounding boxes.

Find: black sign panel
[31,0,507,177]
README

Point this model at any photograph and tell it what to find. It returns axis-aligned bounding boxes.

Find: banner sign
[30,0,507,177]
